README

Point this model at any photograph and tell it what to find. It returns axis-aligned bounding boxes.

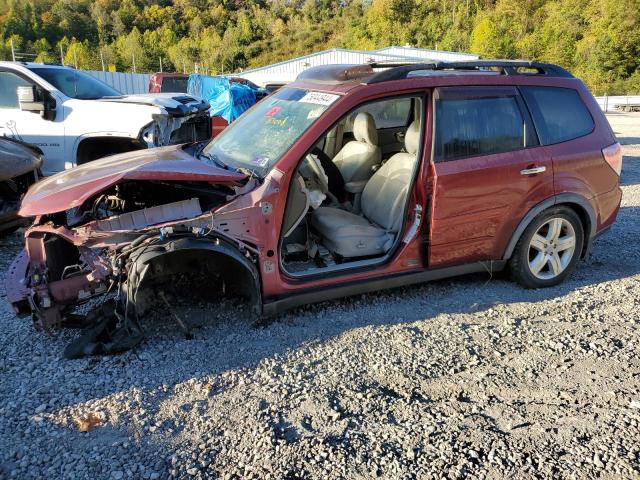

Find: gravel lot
[1,113,639,480]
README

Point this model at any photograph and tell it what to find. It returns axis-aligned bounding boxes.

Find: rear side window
[161,76,188,93]
[434,87,538,162]
[520,86,594,145]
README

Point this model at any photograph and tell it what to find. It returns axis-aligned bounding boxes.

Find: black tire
[509,206,584,289]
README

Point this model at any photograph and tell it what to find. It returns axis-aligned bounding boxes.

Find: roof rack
[366,60,574,83]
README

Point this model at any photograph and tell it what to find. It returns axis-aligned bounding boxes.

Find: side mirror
[18,85,45,114]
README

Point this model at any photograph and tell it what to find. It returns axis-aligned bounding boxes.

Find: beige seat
[312,121,420,258]
[333,112,382,183]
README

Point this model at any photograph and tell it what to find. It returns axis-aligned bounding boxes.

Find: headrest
[353,112,378,146]
[404,120,420,155]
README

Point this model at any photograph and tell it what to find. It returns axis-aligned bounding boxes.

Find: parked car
[148,72,190,93]
[149,72,264,94]
[0,62,211,174]
[5,60,622,356]
[0,137,42,235]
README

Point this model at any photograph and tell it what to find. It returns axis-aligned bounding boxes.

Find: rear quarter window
[520,86,594,145]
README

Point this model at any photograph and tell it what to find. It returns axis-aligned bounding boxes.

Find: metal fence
[85,70,151,95]
[75,69,640,106]
[594,95,640,112]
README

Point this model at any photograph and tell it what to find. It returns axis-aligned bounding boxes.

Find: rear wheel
[510,206,584,288]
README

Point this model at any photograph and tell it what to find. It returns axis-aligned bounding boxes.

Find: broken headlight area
[141,110,211,148]
[8,179,260,359]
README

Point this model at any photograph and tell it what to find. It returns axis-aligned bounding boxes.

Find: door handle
[520,166,546,176]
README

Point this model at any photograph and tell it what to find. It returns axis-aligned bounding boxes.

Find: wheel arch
[126,236,262,315]
[502,193,596,261]
[75,135,143,165]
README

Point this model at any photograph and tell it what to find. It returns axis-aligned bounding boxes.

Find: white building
[237,46,479,87]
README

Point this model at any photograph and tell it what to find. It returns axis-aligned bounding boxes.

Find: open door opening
[279,95,425,277]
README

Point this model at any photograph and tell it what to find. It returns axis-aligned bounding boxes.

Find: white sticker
[307,108,324,120]
[299,92,340,106]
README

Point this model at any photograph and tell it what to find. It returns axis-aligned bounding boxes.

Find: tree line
[0,0,638,95]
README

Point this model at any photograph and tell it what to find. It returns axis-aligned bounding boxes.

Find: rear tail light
[602,142,622,176]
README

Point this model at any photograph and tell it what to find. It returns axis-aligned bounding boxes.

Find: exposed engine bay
[6,145,267,358]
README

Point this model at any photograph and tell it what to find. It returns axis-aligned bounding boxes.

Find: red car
[6,60,622,356]
[148,73,190,94]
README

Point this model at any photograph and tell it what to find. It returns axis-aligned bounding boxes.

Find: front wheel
[509,206,584,288]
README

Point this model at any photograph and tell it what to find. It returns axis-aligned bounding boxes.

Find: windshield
[202,87,339,176]
[29,67,122,100]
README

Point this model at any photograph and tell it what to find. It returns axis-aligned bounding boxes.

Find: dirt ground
[0,113,639,479]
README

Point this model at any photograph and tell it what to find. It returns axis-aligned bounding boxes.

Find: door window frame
[278,91,430,280]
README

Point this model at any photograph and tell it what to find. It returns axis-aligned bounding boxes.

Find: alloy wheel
[527,217,577,280]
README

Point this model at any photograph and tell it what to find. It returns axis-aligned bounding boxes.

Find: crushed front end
[5,146,268,358]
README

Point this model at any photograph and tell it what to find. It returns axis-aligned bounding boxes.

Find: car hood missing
[19,144,247,217]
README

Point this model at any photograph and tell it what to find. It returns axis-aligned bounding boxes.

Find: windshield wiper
[237,167,262,180]
[198,151,229,170]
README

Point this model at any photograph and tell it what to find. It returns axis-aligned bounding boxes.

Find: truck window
[28,67,121,100]
[0,71,31,108]
[161,76,189,93]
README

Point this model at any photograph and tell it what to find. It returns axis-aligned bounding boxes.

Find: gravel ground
[1,113,639,480]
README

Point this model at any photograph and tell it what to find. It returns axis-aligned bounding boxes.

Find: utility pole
[10,39,15,61]
[159,57,163,73]
[73,49,78,68]
[100,48,105,71]
[132,53,136,73]
[60,44,64,66]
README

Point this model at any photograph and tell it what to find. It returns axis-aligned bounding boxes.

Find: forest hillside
[0,0,638,94]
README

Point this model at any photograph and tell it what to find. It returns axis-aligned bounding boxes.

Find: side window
[434,87,538,162]
[0,71,31,108]
[352,97,411,129]
[520,86,594,145]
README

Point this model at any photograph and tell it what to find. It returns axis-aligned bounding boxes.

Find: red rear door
[428,86,554,268]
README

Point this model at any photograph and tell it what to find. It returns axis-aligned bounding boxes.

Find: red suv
[6,60,622,355]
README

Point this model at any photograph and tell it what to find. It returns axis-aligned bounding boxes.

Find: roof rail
[366,60,574,83]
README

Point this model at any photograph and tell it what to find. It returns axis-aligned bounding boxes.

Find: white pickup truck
[0,62,211,175]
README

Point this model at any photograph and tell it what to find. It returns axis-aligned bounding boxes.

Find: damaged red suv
[6,60,622,356]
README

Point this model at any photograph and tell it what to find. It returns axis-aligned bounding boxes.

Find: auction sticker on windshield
[299,92,340,106]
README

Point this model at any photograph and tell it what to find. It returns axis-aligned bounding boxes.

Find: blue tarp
[187,75,257,123]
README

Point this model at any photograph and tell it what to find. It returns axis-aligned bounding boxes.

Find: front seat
[312,120,420,258]
[333,112,382,184]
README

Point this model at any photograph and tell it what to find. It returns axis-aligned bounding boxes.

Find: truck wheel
[509,206,584,288]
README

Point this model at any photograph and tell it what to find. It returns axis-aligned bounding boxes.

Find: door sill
[263,260,506,316]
